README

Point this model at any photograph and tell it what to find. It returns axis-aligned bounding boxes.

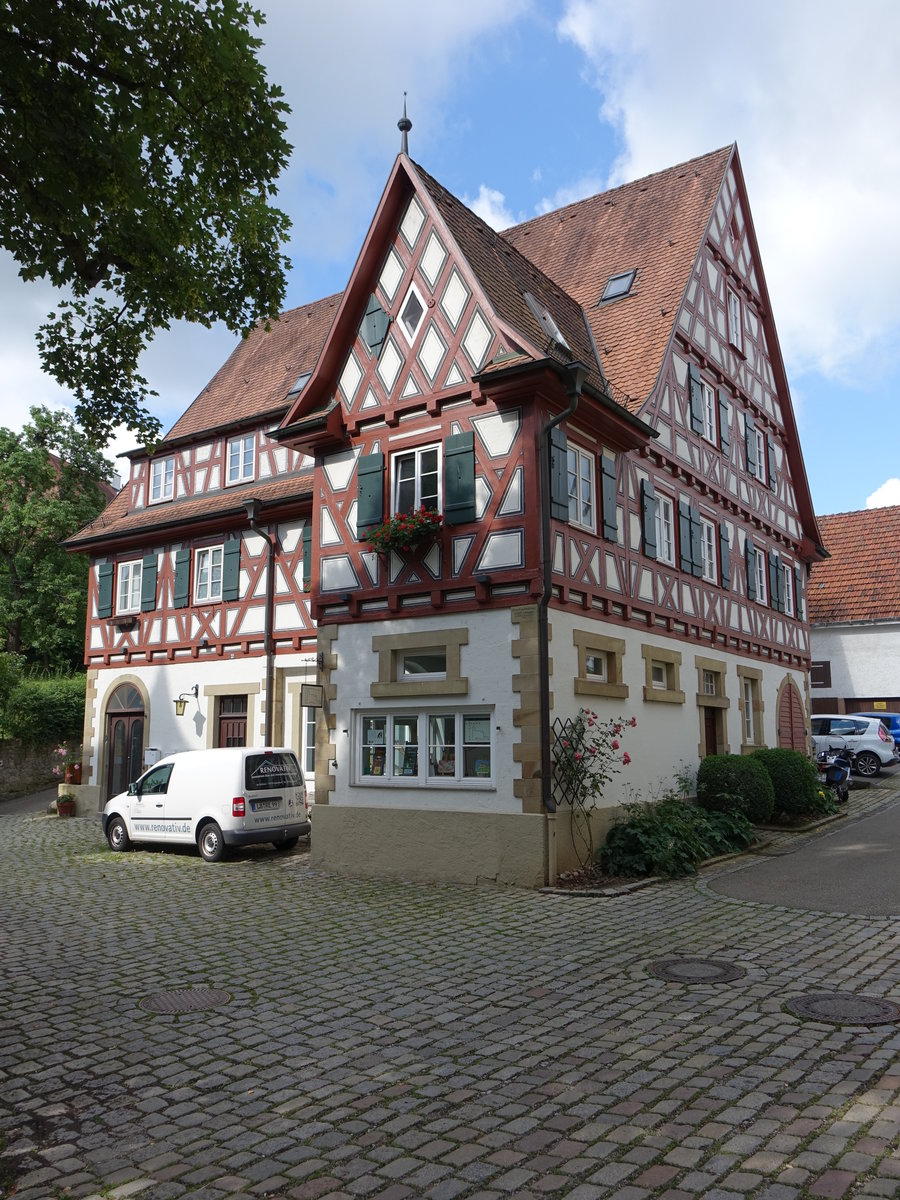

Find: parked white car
[103,747,310,861]
[810,715,898,778]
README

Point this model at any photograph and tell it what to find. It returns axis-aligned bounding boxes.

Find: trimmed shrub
[751,747,826,818]
[4,675,86,745]
[696,753,775,824]
[599,797,754,878]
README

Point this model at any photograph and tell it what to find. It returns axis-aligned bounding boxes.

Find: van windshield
[244,752,302,791]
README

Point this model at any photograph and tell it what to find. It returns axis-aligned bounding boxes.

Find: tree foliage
[0,0,292,446]
[0,407,113,668]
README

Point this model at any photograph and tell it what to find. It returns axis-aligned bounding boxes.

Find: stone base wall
[0,740,62,799]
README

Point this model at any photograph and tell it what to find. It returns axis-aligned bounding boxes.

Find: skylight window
[600,270,636,302]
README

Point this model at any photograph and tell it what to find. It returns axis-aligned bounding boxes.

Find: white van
[102,747,311,862]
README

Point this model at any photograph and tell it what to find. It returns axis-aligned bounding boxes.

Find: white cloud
[556,0,900,385]
[536,172,608,215]
[464,185,517,230]
[866,479,900,509]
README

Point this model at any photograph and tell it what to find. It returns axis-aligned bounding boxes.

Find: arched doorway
[777,678,806,751]
[106,683,145,798]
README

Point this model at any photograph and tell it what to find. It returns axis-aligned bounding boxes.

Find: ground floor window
[357,709,493,785]
[217,695,247,747]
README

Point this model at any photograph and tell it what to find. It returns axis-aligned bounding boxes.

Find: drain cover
[649,957,745,983]
[785,993,900,1026]
[139,987,231,1014]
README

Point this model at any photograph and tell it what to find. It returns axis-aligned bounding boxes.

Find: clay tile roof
[164,293,342,442]
[66,469,313,549]
[808,507,900,624]
[503,146,733,411]
[413,163,607,397]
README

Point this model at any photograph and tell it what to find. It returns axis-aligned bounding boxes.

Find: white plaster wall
[549,607,808,802]
[329,609,521,813]
[809,623,900,701]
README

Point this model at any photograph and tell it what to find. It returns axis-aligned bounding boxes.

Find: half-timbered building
[69,143,824,884]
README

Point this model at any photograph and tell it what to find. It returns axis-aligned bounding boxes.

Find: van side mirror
[127,782,138,796]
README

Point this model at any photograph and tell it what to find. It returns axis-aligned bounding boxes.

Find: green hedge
[751,747,827,817]
[4,675,86,745]
[696,753,775,824]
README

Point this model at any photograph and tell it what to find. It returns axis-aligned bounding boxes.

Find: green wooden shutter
[361,294,390,357]
[690,504,703,578]
[774,552,785,610]
[766,436,777,491]
[794,564,805,619]
[718,388,731,455]
[356,452,385,537]
[140,554,158,611]
[97,562,114,618]
[549,426,569,521]
[768,550,780,610]
[745,413,757,474]
[678,500,693,573]
[173,549,191,609]
[719,522,731,589]
[600,455,617,541]
[444,432,476,526]
[641,479,657,559]
[688,364,704,434]
[222,538,241,602]
[301,523,312,591]
[745,538,757,601]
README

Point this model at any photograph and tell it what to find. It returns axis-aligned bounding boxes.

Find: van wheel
[273,836,299,852]
[198,821,225,862]
[107,816,131,853]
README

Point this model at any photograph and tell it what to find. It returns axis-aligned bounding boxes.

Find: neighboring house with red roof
[67,144,824,886]
[808,507,900,714]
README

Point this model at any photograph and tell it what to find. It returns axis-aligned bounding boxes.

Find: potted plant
[56,792,77,818]
[365,506,443,555]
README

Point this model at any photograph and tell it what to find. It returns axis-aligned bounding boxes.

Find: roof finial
[398,92,412,155]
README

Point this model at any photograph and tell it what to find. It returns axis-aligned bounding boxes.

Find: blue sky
[3,0,899,519]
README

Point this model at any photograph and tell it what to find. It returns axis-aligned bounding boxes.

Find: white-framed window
[584,652,607,682]
[117,560,142,614]
[194,545,224,603]
[398,281,428,345]
[754,429,767,484]
[702,669,718,696]
[226,434,255,485]
[700,518,717,583]
[567,445,596,531]
[655,493,675,565]
[357,710,493,785]
[755,547,767,605]
[701,382,716,444]
[149,457,174,503]
[400,649,447,681]
[783,563,795,617]
[650,662,667,690]
[741,675,761,744]
[728,289,743,352]
[392,444,440,514]
[303,706,317,777]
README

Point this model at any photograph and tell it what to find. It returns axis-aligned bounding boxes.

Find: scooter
[816,743,854,803]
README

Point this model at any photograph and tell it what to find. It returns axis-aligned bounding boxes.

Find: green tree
[0,0,292,447]
[0,407,113,668]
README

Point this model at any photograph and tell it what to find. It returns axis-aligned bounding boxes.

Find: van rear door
[242,751,304,830]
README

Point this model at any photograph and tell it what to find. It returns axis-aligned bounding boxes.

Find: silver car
[810,714,898,778]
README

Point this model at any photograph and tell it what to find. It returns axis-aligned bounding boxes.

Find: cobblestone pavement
[1,788,898,1200]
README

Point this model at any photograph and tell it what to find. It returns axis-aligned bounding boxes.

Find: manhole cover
[139,988,231,1014]
[785,993,900,1026]
[649,957,745,983]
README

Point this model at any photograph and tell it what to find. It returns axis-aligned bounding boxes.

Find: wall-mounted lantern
[174,684,199,717]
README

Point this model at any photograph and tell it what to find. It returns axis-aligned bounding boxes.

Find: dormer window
[398,282,427,345]
[600,270,636,303]
[149,456,174,503]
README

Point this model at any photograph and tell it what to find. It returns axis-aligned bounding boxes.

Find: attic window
[398,282,427,345]
[600,270,636,303]
[523,292,570,350]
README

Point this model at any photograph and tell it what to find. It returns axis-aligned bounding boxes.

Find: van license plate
[251,798,281,811]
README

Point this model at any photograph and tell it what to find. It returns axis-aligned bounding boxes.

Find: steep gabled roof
[163,294,341,443]
[503,146,733,411]
[808,508,900,624]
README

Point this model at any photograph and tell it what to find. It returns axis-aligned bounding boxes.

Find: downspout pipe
[243,498,278,746]
[538,361,589,816]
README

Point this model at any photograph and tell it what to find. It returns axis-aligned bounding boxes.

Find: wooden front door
[777,680,807,751]
[105,684,145,798]
[218,695,248,747]
[703,706,720,756]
